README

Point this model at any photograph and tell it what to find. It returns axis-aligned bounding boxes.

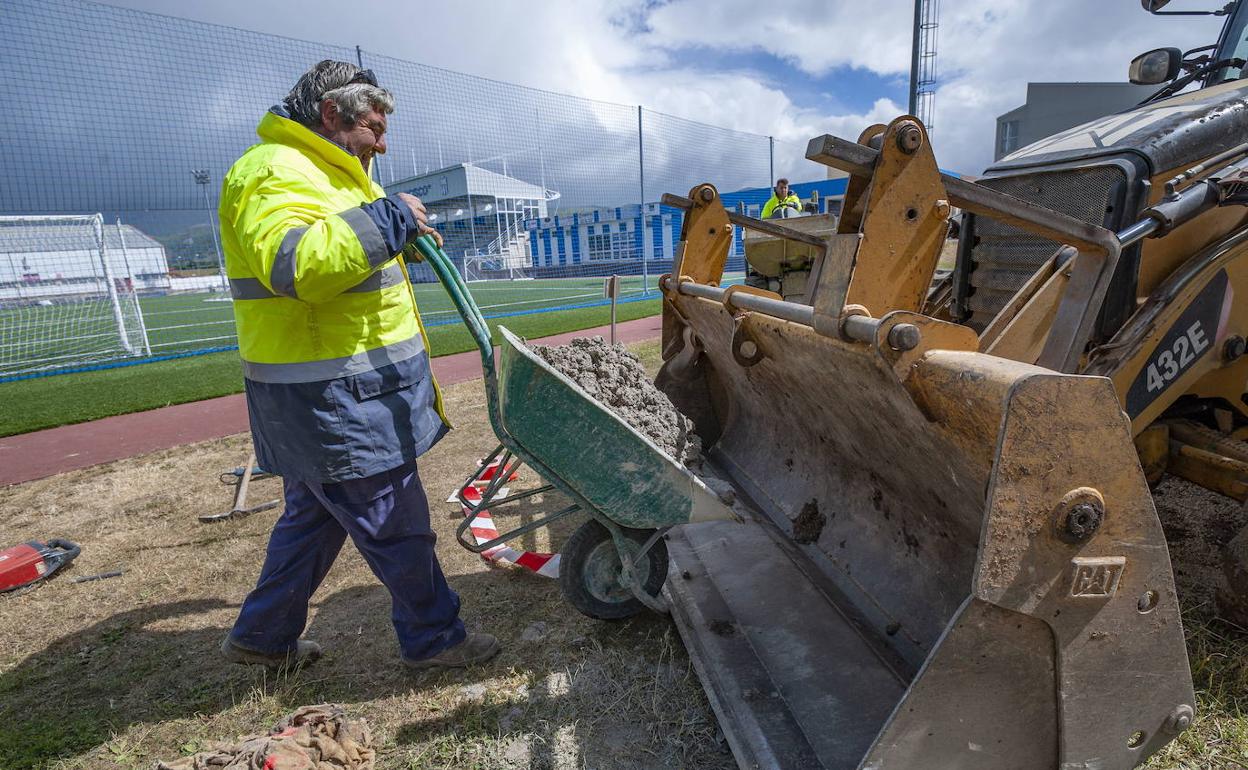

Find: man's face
[775,182,789,198]
[321,101,388,171]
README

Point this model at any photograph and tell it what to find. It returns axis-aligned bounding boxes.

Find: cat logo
[1069,556,1126,598]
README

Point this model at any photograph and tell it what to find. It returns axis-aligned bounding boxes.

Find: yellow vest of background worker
[762,192,803,219]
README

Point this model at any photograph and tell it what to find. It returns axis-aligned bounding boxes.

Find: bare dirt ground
[1148,479,1248,768]
[0,340,734,770]
[2,334,1248,768]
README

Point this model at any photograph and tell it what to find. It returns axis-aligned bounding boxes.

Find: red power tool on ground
[0,539,80,593]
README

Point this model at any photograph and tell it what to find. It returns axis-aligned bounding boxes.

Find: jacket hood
[256,107,375,190]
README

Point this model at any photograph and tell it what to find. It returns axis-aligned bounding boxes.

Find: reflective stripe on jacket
[221,109,441,379]
[221,108,449,481]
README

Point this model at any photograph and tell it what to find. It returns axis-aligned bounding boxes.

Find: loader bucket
[657,290,1196,768]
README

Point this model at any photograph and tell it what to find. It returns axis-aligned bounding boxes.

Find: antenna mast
[909,0,940,133]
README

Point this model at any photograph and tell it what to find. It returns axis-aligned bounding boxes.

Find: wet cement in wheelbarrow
[534,336,703,467]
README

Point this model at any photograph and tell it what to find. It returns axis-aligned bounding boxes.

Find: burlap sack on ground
[156,704,374,770]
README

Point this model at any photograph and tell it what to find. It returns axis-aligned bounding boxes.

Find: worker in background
[217,60,499,672]
[762,177,802,219]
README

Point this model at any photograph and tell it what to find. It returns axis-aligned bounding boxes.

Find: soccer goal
[0,214,152,379]
[462,253,534,283]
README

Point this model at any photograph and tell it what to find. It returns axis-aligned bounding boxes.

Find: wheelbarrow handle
[412,234,511,442]
[415,235,493,370]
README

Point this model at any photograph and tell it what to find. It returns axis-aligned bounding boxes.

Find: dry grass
[1146,479,1248,769]
[4,335,1248,768]
[0,340,732,770]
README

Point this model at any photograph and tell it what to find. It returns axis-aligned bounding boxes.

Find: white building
[995,82,1157,161]
[385,164,556,280]
[0,218,170,302]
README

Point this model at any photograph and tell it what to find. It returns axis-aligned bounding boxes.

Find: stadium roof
[0,221,164,254]
[386,163,553,204]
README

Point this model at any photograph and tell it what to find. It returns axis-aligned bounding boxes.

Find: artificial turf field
[0,273,711,437]
[3,275,665,370]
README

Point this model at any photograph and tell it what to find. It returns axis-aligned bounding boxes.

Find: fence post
[769,135,775,187]
[638,105,647,296]
[467,184,479,260]
[192,169,228,296]
[356,46,384,186]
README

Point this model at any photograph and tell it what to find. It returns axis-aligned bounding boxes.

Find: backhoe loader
[651,1,1248,767]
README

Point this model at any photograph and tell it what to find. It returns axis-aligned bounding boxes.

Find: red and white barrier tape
[451,457,559,579]
[474,455,519,486]
[443,455,520,503]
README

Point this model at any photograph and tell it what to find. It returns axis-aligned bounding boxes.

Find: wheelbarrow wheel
[559,519,668,620]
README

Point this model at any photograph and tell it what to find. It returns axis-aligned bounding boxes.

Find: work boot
[403,632,500,671]
[221,636,322,670]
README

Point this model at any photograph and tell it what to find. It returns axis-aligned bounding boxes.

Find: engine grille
[965,166,1125,330]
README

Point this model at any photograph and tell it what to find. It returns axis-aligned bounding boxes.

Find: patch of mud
[1153,476,1248,614]
[792,499,826,545]
[535,336,702,466]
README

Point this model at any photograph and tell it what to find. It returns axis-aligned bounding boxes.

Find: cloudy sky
[1,0,1235,224]
[101,0,1227,175]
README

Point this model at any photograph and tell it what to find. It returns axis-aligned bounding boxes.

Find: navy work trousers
[228,463,466,661]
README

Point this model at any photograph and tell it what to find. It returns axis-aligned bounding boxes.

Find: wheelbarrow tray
[494,325,734,530]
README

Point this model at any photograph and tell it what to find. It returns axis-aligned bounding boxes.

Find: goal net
[462,253,534,283]
[0,214,151,379]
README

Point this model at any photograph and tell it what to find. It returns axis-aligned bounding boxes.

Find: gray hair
[321,83,395,126]
[283,59,395,128]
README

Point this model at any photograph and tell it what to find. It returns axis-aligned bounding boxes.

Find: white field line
[418,288,647,316]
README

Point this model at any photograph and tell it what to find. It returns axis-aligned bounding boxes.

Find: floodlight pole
[192,169,229,296]
[638,106,648,296]
[909,0,921,116]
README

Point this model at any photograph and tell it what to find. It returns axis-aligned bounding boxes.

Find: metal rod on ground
[200,451,281,523]
[72,570,124,584]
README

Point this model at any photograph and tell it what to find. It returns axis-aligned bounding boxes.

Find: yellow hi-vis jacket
[220,108,448,482]
[762,192,802,219]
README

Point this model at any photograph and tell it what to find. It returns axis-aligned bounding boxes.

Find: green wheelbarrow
[416,236,739,619]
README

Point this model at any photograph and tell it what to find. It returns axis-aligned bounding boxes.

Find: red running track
[0,315,662,487]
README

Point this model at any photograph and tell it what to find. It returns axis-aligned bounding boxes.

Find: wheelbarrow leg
[601,517,671,614]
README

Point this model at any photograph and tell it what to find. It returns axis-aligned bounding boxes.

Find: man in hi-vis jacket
[218,60,498,671]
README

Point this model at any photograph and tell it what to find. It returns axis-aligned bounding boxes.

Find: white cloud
[642,0,917,77]
[637,0,1223,172]
[105,0,1229,175]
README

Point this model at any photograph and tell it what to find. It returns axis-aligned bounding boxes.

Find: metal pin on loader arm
[661,276,920,351]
